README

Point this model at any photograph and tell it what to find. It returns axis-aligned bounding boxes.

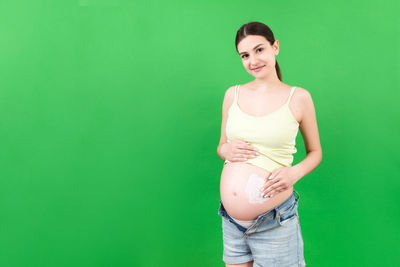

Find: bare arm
[216,86,235,160]
[292,89,323,182]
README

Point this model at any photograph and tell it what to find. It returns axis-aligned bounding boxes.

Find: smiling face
[237,35,279,79]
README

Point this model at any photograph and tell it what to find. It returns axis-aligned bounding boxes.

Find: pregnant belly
[220,162,293,220]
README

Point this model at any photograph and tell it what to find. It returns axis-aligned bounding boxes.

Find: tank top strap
[285,86,296,105]
[234,84,240,103]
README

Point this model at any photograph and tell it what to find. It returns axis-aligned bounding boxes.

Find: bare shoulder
[293,87,314,107]
[294,86,311,100]
[224,85,236,99]
[292,87,315,123]
[222,85,237,111]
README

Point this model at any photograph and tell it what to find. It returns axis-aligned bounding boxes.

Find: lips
[252,66,264,71]
[252,66,265,71]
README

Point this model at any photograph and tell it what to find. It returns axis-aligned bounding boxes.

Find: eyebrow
[239,44,264,55]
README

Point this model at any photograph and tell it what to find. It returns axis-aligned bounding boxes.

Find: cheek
[263,53,274,62]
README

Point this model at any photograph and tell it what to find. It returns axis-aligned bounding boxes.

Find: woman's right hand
[221,139,259,162]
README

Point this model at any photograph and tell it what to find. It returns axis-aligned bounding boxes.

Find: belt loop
[274,208,280,220]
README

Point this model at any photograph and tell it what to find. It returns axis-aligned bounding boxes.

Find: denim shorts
[217,190,306,267]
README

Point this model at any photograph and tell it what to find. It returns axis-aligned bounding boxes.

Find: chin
[252,73,267,78]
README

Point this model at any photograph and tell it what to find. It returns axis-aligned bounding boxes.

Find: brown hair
[235,22,282,81]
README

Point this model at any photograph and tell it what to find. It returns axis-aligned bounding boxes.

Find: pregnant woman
[216,22,322,267]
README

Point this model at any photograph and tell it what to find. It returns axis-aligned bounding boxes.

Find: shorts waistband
[218,189,300,232]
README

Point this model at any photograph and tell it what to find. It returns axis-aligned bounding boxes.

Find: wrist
[292,164,304,182]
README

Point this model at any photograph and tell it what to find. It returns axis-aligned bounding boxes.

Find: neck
[251,72,282,93]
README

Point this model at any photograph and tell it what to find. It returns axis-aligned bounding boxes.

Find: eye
[241,48,263,59]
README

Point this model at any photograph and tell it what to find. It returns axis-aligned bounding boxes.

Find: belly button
[233,192,237,196]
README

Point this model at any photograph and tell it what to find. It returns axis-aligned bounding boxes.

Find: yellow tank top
[224,84,300,173]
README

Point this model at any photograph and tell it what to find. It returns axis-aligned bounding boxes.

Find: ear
[273,40,279,56]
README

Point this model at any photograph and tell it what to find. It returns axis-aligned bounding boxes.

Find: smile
[252,66,265,71]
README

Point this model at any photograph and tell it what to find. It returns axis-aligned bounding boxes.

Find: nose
[249,57,260,69]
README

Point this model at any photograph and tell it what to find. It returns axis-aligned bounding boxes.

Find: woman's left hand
[261,167,299,198]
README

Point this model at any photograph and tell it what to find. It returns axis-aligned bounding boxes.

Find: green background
[0,0,399,266]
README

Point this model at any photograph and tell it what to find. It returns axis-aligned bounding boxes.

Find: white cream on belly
[245,173,271,204]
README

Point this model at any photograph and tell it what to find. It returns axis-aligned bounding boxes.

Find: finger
[247,144,259,152]
[268,182,287,195]
[241,141,259,153]
[232,157,247,162]
[238,140,251,147]
[262,180,276,193]
[263,181,284,196]
[267,188,282,198]
[236,152,251,160]
[262,184,275,197]
[233,147,251,158]
[263,173,275,183]
[268,168,282,180]
[245,149,259,156]
[243,151,258,158]
[236,149,257,158]
[263,179,271,189]
[236,149,256,157]
[262,176,280,191]
[238,145,257,154]
[264,187,281,198]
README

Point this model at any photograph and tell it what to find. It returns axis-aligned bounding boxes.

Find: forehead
[237,35,269,53]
